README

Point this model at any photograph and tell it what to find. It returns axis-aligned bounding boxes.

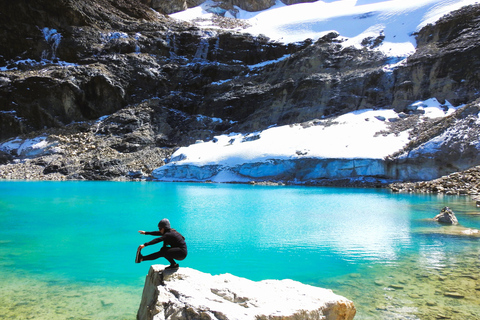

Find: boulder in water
[433,207,459,225]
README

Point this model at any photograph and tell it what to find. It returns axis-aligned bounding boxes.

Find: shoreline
[2,168,480,196]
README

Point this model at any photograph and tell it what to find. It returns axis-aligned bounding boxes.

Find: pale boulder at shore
[137,265,356,320]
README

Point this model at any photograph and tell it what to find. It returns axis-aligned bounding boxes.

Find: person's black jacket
[143,229,187,252]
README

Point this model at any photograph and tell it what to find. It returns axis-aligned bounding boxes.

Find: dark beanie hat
[158,218,171,229]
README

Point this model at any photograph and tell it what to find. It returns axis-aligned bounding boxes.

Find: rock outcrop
[137,265,356,320]
[413,206,480,238]
[433,207,458,225]
[394,5,480,109]
[0,0,307,141]
[389,151,480,195]
[387,100,480,182]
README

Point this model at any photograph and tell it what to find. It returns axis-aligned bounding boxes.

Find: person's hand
[138,230,146,234]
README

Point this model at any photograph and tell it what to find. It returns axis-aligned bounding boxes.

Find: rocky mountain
[1,0,480,190]
[142,0,317,15]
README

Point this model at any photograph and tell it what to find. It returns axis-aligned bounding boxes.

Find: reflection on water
[0,181,479,319]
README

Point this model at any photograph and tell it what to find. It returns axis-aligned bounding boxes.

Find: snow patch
[171,0,477,57]
[248,54,291,69]
[0,136,50,157]
[152,99,458,183]
[107,32,129,40]
[409,98,456,118]
[41,28,62,60]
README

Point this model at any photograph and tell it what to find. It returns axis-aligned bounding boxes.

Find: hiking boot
[135,249,143,263]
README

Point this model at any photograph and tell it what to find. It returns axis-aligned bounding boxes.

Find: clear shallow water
[0,181,479,319]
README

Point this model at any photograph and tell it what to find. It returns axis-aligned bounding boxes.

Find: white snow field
[152,100,458,183]
[172,0,479,57]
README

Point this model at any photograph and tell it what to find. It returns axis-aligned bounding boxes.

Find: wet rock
[444,292,464,299]
[433,207,459,225]
[374,280,384,286]
[388,284,404,290]
[416,225,480,238]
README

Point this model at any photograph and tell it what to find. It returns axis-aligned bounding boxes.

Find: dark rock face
[226,0,276,12]
[281,0,317,4]
[143,0,319,14]
[0,0,306,141]
[386,100,480,183]
[144,0,277,14]
[149,0,188,14]
[0,98,229,181]
[0,0,156,64]
[392,5,480,111]
[214,35,392,132]
[389,150,480,196]
[1,0,480,184]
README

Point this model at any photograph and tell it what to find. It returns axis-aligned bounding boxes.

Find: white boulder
[137,265,356,320]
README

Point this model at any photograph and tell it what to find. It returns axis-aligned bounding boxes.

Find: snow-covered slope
[153,0,479,185]
[172,0,479,57]
[152,100,457,183]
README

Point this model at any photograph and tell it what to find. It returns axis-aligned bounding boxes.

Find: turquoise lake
[1,181,479,319]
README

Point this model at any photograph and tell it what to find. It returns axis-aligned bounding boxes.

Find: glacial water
[0,181,479,319]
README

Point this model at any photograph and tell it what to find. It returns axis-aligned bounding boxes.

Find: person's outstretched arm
[138,230,162,236]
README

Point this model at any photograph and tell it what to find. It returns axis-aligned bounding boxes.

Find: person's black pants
[142,246,187,265]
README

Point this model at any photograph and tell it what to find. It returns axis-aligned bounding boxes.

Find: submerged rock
[416,225,480,238]
[433,207,458,225]
[137,265,356,320]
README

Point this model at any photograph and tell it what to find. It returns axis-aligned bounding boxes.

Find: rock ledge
[137,265,356,320]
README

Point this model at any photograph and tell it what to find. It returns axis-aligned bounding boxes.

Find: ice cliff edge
[137,265,356,320]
